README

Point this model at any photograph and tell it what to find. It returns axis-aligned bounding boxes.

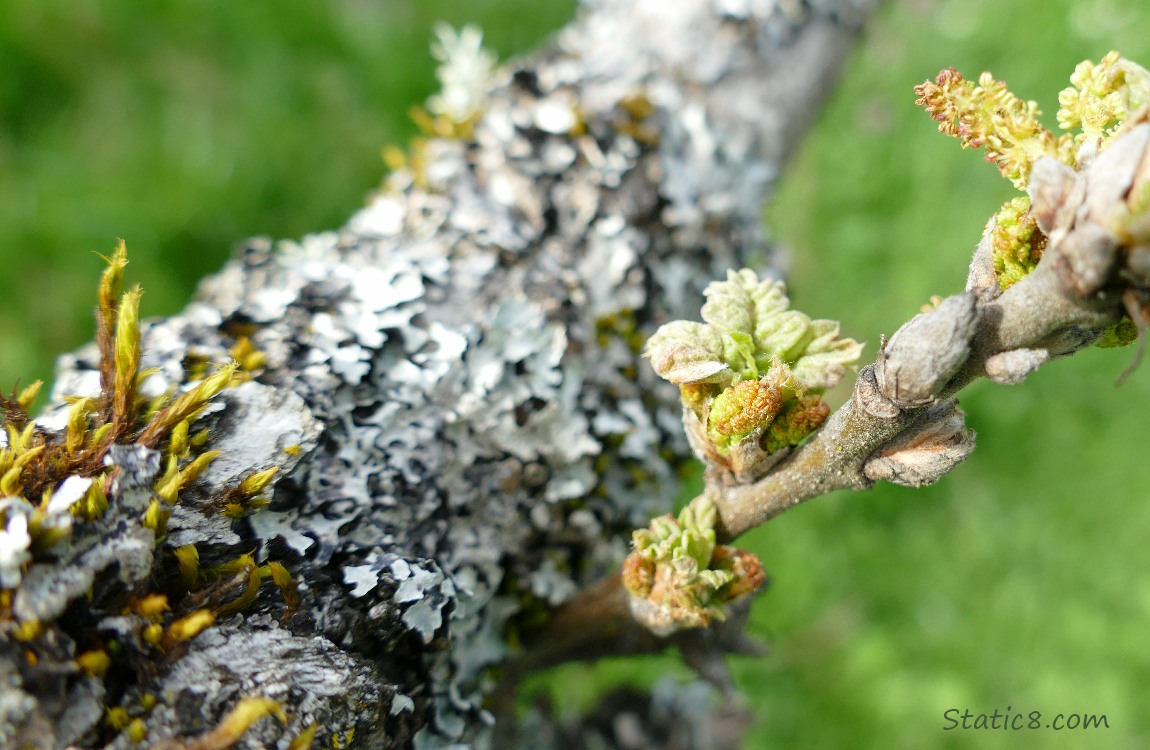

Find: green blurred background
[3,1,1149,747]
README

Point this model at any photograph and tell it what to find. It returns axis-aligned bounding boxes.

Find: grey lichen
[13,446,160,624]
[0,1,869,747]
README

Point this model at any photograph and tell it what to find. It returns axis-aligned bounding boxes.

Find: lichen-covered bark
[0,1,870,747]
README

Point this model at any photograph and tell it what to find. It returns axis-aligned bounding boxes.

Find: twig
[524,121,1149,677]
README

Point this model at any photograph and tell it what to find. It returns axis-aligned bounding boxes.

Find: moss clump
[0,243,300,747]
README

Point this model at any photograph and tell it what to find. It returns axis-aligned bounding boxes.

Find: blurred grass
[5,1,1150,748]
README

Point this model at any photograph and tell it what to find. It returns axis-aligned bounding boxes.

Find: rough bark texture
[0,1,870,747]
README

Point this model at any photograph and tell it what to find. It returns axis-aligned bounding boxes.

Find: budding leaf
[788,318,864,391]
[651,269,860,392]
[700,269,758,341]
[646,269,860,472]
[724,331,758,379]
[644,320,729,385]
[622,495,765,635]
[754,309,810,365]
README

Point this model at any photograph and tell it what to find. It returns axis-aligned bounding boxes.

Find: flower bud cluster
[621,495,765,635]
[645,269,860,476]
[916,53,1150,299]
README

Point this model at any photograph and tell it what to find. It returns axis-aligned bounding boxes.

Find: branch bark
[0,2,870,748]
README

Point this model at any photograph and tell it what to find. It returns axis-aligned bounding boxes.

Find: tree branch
[534,117,1150,681]
[0,2,871,748]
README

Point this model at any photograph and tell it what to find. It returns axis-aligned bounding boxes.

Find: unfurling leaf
[643,321,729,385]
[623,496,765,635]
[646,270,860,472]
[651,269,859,392]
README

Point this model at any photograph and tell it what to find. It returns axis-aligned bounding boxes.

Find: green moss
[0,246,306,741]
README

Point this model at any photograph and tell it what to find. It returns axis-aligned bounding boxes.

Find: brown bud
[875,293,978,408]
[1028,157,1081,235]
[1052,223,1118,297]
[864,400,975,487]
[711,545,767,602]
[621,553,656,597]
[984,348,1050,385]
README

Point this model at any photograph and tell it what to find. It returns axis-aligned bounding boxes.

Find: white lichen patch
[426,24,499,125]
[0,506,31,589]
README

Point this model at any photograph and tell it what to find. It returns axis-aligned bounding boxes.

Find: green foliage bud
[650,270,861,392]
[646,270,860,470]
[622,496,765,633]
[991,196,1047,289]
